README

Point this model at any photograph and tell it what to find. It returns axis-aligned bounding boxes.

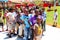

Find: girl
[33,18,42,40]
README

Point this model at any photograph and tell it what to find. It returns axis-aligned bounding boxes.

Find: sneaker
[9,35,12,38]
[7,34,9,36]
[28,35,30,39]
[6,29,8,31]
[13,33,17,36]
[42,34,44,36]
[18,35,23,38]
[0,31,2,32]
[52,25,56,27]
[8,34,12,38]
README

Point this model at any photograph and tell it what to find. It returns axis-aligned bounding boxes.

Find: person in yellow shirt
[34,18,42,40]
[0,13,4,32]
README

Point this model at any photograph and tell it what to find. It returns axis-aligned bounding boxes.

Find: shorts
[16,22,20,25]
[16,21,23,25]
[54,19,57,23]
[36,35,41,40]
[7,23,16,30]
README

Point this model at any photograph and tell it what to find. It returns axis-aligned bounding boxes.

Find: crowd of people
[0,4,58,40]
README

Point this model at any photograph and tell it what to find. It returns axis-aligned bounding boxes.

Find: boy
[53,9,58,27]
[0,13,4,32]
[6,8,16,38]
[20,8,32,40]
[42,8,46,31]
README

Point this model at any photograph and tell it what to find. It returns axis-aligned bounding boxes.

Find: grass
[1,6,60,27]
[45,6,60,28]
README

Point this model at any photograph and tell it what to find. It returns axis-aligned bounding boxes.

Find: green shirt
[0,17,3,23]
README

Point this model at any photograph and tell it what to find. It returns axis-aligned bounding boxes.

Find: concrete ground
[0,25,60,40]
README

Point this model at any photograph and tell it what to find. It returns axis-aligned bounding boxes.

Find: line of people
[1,6,47,40]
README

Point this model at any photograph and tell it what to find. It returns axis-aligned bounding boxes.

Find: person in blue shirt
[42,8,46,32]
[20,8,32,40]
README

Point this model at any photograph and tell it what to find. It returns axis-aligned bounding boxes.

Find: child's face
[37,18,41,24]
[24,11,29,15]
[35,11,39,15]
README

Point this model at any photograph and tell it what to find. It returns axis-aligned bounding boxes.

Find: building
[9,0,33,3]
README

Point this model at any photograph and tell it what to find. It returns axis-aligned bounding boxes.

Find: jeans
[18,24,25,36]
[41,21,46,31]
[23,27,31,40]
[30,28,34,40]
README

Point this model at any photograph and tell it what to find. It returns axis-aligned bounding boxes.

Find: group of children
[0,5,58,40]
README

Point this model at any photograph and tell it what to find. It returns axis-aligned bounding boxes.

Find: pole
[54,0,56,9]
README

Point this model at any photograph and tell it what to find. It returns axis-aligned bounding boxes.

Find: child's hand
[30,25,33,29]
[21,20,24,23]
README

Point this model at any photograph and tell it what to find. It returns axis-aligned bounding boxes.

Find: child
[53,9,58,27]
[0,13,4,32]
[20,8,32,40]
[6,8,16,38]
[4,9,9,31]
[15,11,25,37]
[34,18,42,40]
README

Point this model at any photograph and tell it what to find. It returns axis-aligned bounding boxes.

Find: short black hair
[36,6,39,9]
[55,9,57,11]
[8,8,13,12]
[35,9,39,13]
[42,8,45,11]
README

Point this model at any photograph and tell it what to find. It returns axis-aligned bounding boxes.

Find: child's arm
[1,16,4,24]
[28,20,33,28]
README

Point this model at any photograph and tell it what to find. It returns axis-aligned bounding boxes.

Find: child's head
[42,8,45,12]
[55,9,57,12]
[5,9,9,13]
[39,10,42,15]
[24,8,29,15]
[36,18,42,24]
[35,9,39,15]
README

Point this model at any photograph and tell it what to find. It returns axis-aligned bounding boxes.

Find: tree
[59,0,60,3]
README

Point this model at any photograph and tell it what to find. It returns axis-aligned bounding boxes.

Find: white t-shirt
[20,13,24,16]
[12,12,17,18]
[32,10,35,17]
[54,12,58,19]
[6,12,15,24]
[28,14,32,19]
